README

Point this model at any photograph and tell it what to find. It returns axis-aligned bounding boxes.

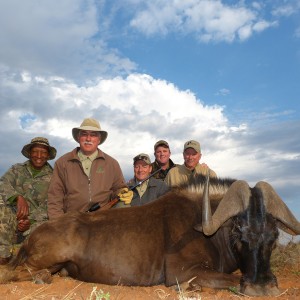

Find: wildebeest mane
[172,174,237,200]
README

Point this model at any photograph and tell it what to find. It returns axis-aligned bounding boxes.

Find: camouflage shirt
[150,159,177,181]
[0,161,53,222]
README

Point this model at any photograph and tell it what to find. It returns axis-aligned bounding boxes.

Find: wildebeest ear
[194,224,203,232]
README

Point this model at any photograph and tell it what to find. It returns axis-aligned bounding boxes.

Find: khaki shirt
[78,150,98,177]
[136,180,149,198]
[165,163,217,187]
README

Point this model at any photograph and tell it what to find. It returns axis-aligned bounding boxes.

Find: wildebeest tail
[9,245,28,269]
[0,246,28,283]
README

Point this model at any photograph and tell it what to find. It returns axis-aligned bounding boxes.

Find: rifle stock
[86,198,119,213]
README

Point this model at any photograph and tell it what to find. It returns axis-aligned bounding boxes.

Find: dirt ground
[0,244,299,300]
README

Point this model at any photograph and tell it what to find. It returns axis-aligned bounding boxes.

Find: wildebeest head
[194,175,300,296]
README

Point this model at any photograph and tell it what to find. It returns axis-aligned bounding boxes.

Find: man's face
[29,145,50,169]
[154,146,171,165]
[78,130,101,155]
[183,148,201,170]
[134,160,152,181]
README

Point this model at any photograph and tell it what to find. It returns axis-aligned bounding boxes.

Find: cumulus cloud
[0,70,230,173]
[128,0,276,42]
[0,0,136,80]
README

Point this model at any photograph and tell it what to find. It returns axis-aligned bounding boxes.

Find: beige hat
[133,153,151,165]
[21,137,57,160]
[72,118,108,145]
[154,140,169,150]
[183,140,201,153]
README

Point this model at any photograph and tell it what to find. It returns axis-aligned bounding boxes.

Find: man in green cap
[0,137,56,264]
[151,140,177,181]
[47,117,132,219]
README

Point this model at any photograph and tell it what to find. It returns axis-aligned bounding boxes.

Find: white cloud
[0,67,299,220]
[272,1,300,17]
[1,69,299,186]
[216,88,230,96]
[0,0,136,80]
[129,0,276,42]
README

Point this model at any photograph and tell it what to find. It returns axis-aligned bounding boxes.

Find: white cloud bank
[1,70,299,219]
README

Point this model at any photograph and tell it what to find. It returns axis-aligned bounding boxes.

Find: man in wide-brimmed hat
[47,118,132,219]
[0,137,56,265]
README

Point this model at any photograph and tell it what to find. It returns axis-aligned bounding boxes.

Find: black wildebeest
[0,175,299,296]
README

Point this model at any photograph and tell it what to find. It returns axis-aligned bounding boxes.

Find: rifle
[86,167,162,212]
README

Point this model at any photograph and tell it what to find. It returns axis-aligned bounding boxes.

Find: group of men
[0,117,217,264]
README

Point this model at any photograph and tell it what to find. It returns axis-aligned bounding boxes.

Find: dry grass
[271,241,300,276]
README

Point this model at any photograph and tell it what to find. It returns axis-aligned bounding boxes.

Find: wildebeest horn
[198,174,251,236]
[255,181,300,235]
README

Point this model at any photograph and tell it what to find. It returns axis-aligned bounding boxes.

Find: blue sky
[0,0,299,232]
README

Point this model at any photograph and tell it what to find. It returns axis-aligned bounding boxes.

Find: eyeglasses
[79,131,100,138]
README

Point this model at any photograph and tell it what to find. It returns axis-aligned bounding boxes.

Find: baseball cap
[154,140,169,150]
[133,153,151,165]
[183,140,201,153]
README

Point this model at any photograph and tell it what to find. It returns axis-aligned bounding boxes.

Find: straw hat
[72,118,108,145]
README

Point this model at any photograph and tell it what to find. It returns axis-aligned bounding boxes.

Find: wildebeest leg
[187,270,239,290]
[17,268,53,284]
[0,264,63,284]
[167,268,239,290]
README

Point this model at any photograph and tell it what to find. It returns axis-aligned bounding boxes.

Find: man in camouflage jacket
[0,137,56,264]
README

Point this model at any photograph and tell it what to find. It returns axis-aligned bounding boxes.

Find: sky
[0,0,299,237]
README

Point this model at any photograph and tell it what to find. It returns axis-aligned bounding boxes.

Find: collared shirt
[78,150,98,177]
[135,180,149,198]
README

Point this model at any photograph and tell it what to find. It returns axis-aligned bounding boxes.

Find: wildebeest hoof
[33,270,52,284]
[240,283,280,297]
[188,281,202,292]
[59,267,69,277]
[171,279,202,293]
